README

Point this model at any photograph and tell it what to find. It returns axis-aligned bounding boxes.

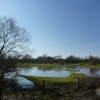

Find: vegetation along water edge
[18,63,100,68]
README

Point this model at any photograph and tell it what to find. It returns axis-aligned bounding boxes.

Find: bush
[85,76,100,89]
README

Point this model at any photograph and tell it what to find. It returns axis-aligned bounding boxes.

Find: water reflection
[5,72,34,88]
[17,76,34,86]
[18,67,71,77]
[80,68,100,76]
[18,66,100,77]
[90,69,100,76]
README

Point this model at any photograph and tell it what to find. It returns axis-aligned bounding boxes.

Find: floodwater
[18,66,100,77]
[16,66,100,86]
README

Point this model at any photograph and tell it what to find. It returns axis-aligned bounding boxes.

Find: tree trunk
[0,74,3,100]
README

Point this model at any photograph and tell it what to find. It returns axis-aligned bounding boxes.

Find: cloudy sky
[0,0,100,58]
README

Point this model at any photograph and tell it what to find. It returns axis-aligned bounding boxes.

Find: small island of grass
[21,73,85,84]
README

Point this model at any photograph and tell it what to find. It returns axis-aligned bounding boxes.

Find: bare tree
[0,17,30,100]
[0,17,30,56]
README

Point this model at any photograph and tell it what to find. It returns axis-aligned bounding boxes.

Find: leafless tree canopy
[0,17,31,99]
[0,17,30,57]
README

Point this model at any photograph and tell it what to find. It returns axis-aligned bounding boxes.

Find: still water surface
[18,66,100,77]
[16,66,100,86]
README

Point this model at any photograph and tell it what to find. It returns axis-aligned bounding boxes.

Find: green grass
[80,64,100,68]
[18,63,100,69]
[66,69,80,72]
[18,63,79,68]
[21,73,85,85]
[22,73,86,95]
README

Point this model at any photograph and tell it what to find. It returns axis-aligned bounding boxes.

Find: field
[18,63,100,68]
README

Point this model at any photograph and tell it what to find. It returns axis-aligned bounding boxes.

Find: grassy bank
[81,64,100,68]
[18,63,100,68]
[18,63,79,68]
[21,73,85,84]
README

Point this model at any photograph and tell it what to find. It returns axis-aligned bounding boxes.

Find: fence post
[77,78,79,89]
[53,83,54,95]
[83,78,84,86]
[42,80,45,94]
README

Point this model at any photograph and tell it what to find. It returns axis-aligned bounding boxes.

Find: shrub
[85,76,100,89]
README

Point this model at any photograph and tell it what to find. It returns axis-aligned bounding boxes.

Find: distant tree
[88,55,99,65]
[0,17,30,100]
[37,54,48,63]
[22,54,33,63]
[83,56,89,63]
[37,56,43,63]
[46,56,54,64]
[65,55,76,63]
[54,55,62,60]
[54,55,63,63]
[42,54,48,63]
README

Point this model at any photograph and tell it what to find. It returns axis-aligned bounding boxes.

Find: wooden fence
[12,78,86,95]
[76,78,85,89]
[41,78,85,95]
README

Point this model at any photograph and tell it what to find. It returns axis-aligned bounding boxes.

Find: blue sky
[0,0,100,58]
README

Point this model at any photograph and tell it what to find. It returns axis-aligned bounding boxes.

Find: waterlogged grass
[81,64,100,68]
[18,63,35,67]
[18,63,100,69]
[21,73,85,84]
[18,63,79,68]
[66,69,80,73]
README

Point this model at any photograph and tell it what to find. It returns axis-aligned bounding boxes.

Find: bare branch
[0,17,30,56]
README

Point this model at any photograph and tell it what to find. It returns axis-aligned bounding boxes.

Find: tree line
[19,54,100,65]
